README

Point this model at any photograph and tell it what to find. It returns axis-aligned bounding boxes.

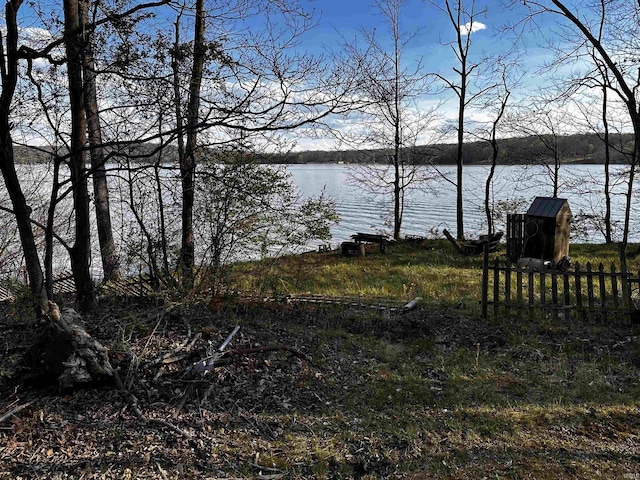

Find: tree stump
[24,302,114,390]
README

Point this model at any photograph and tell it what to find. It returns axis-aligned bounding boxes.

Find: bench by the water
[342,232,390,256]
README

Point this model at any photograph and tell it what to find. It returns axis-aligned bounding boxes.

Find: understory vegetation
[1,241,639,479]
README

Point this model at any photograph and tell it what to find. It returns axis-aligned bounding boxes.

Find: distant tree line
[267,133,635,165]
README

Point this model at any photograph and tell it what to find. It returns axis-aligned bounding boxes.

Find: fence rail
[481,246,640,322]
[0,271,154,303]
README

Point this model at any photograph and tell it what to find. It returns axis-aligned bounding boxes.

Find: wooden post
[540,269,546,312]
[493,257,500,318]
[575,262,583,320]
[517,266,523,306]
[528,266,534,319]
[619,243,631,324]
[598,263,607,323]
[586,262,595,322]
[505,258,512,318]
[551,272,558,321]
[563,271,571,325]
[611,264,619,310]
[481,242,489,318]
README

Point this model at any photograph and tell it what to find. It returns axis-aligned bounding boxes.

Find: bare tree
[472,62,514,235]
[338,0,439,240]
[63,0,96,309]
[81,0,120,282]
[506,96,580,198]
[429,0,494,240]
[0,0,48,309]
[162,0,353,279]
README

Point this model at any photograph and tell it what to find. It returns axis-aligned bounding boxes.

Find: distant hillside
[13,133,635,165]
[12,143,176,165]
[269,133,635,165]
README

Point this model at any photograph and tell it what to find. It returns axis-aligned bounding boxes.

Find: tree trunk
[485,146,497,236]
[621,127,639,250]
[180,0,206,282]
[602,84,612,243]
[456,86,465,240]
[553,150,559,197]
[0,0,48,311]
[81,0,120,282]
[392,6,402,241]
[24,302,114,390]
[64,0,94,310]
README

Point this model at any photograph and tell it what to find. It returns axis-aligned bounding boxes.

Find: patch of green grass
[229,240,488,307]
[229,241,640,313]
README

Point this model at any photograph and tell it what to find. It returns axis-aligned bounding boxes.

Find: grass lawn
[229,240,640,312]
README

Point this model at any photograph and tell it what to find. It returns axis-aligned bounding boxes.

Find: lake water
[287,163,639,244]
[3,162,637,280]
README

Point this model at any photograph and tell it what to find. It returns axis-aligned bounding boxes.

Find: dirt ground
[1,296,639,479]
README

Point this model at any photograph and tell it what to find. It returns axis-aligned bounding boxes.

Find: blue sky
[285,0,542,149]
[3,0,616,150]
[279,0,618,151]
[302,0,523,56]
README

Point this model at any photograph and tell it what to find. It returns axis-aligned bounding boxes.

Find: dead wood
[0,399,36,425]
[443,228,463,253]
[222,345,315,366]
[111,368,192,439]
[23,302,115,390]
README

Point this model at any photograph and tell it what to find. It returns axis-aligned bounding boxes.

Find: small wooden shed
[522,197,572,265]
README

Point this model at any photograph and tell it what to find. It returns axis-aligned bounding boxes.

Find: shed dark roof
[526,197,570,218]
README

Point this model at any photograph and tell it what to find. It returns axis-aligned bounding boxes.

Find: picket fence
[481,246,640,323]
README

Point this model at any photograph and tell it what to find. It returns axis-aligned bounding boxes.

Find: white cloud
[459,21,486,36]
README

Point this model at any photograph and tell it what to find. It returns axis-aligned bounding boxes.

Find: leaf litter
[1,297,639,479]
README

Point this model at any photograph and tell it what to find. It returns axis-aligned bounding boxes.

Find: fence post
[611,263,619,310]
[493,257,500,318]
[619,243,631,324]
[598,263,607,323]
[505,258,512,318]
[551,271,558,321]
[528,265,534,319]
[481,241,489,318]
[586,262,595,322]
[574,262,583,320]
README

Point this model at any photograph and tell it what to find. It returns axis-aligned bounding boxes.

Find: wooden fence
[481,247,640,322]
[0,271,154,303]
[506,213,525,262]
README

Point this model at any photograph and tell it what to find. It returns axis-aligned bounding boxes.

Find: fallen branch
[0,400,36,425]
[222,345,317,368]
[443,229,463,254]
[112,368,192,439]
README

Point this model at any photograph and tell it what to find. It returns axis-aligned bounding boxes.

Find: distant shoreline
[12,131,634,166]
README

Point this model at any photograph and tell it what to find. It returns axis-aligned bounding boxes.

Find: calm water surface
[287,163,639,244]
[5,162,637,279]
